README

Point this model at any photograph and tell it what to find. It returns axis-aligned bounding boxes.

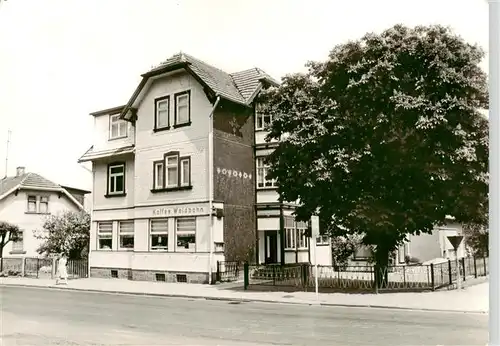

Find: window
[109,114,128,139]
[180,158,190,186]
[316,235,330,246]
[174,91,190,126]
[284,218,309,250]
[354,245,373,260]
[176,217,196,252]
[153,161,164,189]
[39,196,49,213]
[27,195,49,213]
[166,156,178,187]
[108,163,125,195]
[155,96,170,130]
[97,221,113,250]
[119,220,134,250]
[150,219,168,251]
[256,157,276,188]
[11,230,24,252]
[152,153,191,191]
[284,216,295,250]
[27,196,37,213]
[255,104,272,130]
[296,221,309,249]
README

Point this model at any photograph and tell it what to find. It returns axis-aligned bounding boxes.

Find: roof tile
[1,172,61,197]
[21,173,60,190]
[148,53,278,105]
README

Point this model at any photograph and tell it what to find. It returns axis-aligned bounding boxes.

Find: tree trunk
[0,243,4,272]
[374,243,391,292]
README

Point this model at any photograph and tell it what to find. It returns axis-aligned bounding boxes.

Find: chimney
[16,166,25,177]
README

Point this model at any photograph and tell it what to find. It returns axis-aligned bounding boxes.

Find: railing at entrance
[216,261,243,282]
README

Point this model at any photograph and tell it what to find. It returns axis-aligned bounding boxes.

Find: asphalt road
[0,286,488,346]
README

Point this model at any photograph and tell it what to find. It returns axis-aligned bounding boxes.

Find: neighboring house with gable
[0,166,90,258]
[348,216,467,266]
[78,52,333,285]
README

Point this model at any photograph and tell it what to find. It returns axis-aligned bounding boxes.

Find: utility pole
[4,130,11,179]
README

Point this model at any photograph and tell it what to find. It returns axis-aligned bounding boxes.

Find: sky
[0,0,489,192]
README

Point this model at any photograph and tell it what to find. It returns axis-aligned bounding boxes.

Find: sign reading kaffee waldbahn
[153,206,206,217]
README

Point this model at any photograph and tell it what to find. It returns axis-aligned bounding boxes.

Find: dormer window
[109,114,127,140]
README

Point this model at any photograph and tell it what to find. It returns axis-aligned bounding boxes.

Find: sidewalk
[0,276,488,313]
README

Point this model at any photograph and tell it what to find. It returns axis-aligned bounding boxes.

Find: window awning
[78,145,135,163]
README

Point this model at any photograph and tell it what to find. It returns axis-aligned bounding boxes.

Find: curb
[0,283,487,314]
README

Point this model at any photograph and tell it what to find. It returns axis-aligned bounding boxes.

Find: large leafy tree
[260,24,488,287]
[0,221,21,271]
[463,221,489,257]
[34,211,90,260]
[330,234,365,269]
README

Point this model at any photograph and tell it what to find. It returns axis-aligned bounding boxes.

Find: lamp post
[310,215,320,302]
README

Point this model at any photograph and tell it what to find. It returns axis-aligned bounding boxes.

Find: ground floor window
[316,235,330,246]
[354,245,372,260]
[284,217,309,250]
[284,216,295,249]
[296,221,308,249]
[12,230,24,252]
[97,221,113,250]
[150,218,169,251]
[176,217,196,252]
[119,220,134,250]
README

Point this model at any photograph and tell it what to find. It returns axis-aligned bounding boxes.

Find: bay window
[255,103,272,130]
[284,218,309,250]
[256,157,276,188]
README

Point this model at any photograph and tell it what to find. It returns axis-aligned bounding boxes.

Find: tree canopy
[34,210,90,260]
[260,24,489,275]
[0,220,21,258]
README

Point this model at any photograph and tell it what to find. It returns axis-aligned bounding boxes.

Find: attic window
[109,114,128,139]
[174,91,191,127]
[27,196,37,213]
[39,196,49,213]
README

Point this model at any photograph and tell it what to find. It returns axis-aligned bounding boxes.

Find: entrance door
[264,231,278,264]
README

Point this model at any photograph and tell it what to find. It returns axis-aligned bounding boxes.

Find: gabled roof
[0,172,87,209]
[116,52,279,120]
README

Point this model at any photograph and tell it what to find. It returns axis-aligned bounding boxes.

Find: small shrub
[405,255,422,265]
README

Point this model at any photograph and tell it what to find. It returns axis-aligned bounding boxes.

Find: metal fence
[216,261,243,282]
[0,257,88,279]
[243,256,489,292]
[24,257,54,278]
[56,259,89,279]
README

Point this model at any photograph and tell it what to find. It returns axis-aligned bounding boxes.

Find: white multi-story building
[79,53,333,285]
